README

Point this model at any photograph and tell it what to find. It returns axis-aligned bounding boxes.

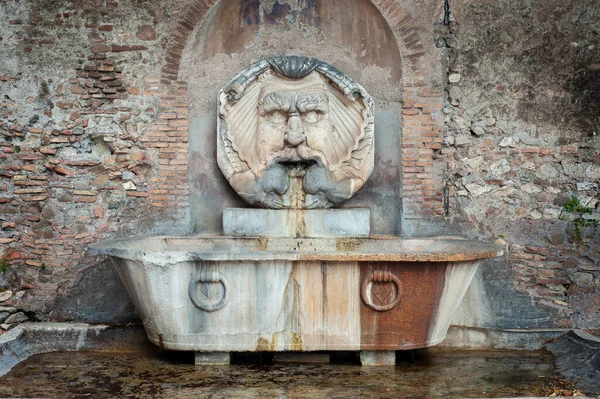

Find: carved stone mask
[217,56,374,209]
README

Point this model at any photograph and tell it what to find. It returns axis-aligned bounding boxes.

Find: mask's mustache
[297,145,327,167]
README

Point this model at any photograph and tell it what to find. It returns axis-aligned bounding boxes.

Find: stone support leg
[359,350,396,366]
[194,352,230,365]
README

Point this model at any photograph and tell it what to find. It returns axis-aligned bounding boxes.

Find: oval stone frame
[217,56,375,210]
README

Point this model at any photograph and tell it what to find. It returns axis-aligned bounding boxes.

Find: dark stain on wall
[241,0,318,27]
[460,0,600,136]
[241,0,260,26]
[569,67,600,132]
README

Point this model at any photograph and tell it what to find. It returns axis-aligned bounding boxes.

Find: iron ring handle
[189,271,230,312]
[361,271,402,312]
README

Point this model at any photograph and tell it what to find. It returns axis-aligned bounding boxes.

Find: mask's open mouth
[265,145,326,170]
[277,159,318,177]
[278,159,318,168]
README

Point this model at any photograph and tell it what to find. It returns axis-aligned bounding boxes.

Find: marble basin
[89,235,502,361]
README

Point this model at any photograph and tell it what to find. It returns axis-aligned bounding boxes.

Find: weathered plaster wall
[0,0,598,335]
[446,0,600,329]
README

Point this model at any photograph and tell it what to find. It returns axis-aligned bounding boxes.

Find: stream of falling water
[285,163,307,209]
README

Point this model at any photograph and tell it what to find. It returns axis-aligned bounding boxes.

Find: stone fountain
[90,56,502,366]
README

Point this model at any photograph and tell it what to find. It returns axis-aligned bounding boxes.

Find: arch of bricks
[148,0,444,222]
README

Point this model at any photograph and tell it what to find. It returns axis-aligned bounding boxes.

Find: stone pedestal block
[359,350,396,366]
[195,352,230,365]
[223,208,370,237]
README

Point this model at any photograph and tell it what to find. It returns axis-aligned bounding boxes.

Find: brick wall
[0,0,189,317]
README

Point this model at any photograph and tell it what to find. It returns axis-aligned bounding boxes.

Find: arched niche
[181,0,404,235]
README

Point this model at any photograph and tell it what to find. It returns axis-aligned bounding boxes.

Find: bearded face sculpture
[217,56,374,209]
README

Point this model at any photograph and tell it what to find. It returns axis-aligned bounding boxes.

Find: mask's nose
[284,114,305,147]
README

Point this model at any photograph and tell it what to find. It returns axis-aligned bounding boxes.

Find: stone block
[0,291,12,303]
[359,350,395,366]
[572,272,593,285]
[194,352,230,366]
[4,312,28,324]
[223,208,370,238]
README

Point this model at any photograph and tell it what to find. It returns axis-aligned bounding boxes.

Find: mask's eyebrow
[261,92,290,113]
[296,93,328,113]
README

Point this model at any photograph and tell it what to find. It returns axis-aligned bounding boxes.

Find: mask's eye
[302,111,319,123]
[266,110,287,124]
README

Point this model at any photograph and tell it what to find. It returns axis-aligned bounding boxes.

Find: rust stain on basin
[359,262,446,350]
[335,238,363,251]
[255,337,274,352]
